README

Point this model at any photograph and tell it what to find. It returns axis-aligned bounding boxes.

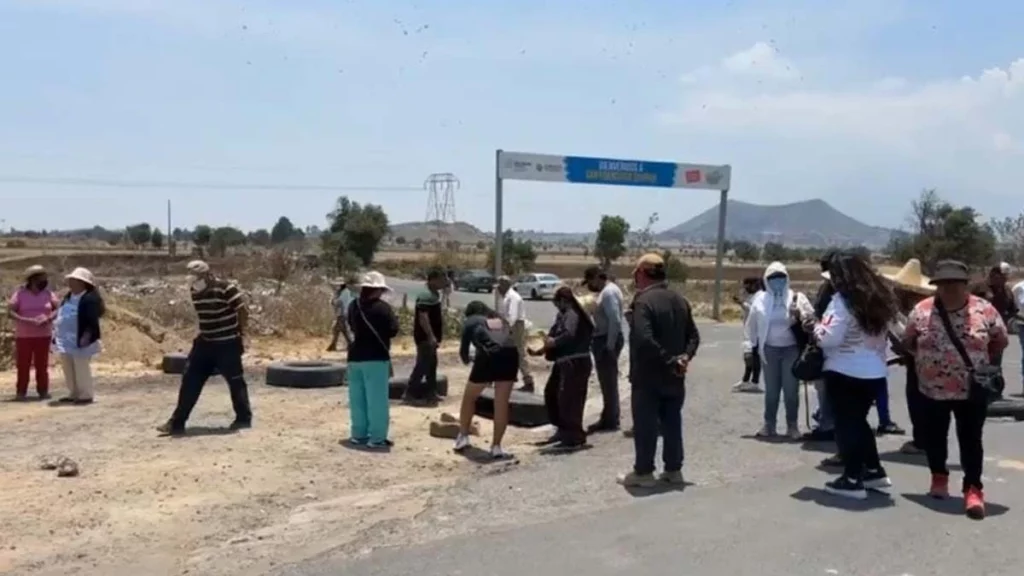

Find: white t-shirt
[501,288,526,324]
[814,294,889,380]
[765,299,797,347]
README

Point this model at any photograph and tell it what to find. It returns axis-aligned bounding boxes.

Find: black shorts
[469,347,520,384]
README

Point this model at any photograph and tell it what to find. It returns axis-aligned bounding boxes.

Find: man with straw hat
[881,258,934,455]
[157,260,252,436]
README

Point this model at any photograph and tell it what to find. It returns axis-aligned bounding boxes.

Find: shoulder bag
[789,294,824,381]
[355,299,395,378]
[935,299,1003,403]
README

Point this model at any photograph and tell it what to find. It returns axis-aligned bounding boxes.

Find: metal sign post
[494,150,733,319]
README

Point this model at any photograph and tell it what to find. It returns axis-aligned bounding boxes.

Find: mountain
[388,220,488,244]
[656,199,897,248]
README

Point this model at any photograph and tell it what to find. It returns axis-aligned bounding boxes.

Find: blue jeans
[762,345,801,429]
[1017,332,1024,382]
[348,360,391,443]
[814,380,834,432]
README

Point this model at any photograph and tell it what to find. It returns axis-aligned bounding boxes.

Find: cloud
[721,41,799,80]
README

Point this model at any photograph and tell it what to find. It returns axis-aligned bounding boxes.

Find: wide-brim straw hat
[24,264,46,280]
[554,285,595,327]
[880,259,935,294]
[65,267,95,287]
[357,270,391,291]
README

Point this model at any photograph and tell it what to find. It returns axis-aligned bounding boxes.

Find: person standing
[815,252,901,499]
[804,253,838,442]
[903,260,1007,519]
[971,262,1018,398]
[346,271,399,450]
[496,275,535,392]
[732,277,764,393]
[617,254,700,488]
[157,260,252,436]
[583,266,625,433]
[7,265,59,401]
[52,268,105,405]
[404,267,447,406]
[326,279,353,352]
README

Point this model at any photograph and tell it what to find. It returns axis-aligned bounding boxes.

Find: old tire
[388,375,449,400]
[987,398,1024,419]
[161,353,219,376]
[265,361,347,389]
[474,388,549,428]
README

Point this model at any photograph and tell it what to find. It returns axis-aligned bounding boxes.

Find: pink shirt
[8,287,57,339]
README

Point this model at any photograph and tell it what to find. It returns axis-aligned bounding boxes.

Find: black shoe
[229,420,252,430]
[13,394,29,402]
[802,428,835,442]
[622,428,635,438]
[586,420,620,434]
[156,421,186,436]
[824,476,868,500]
[37,393,51,401]
[517,384,535,393]
[820,454,844,468]
[863,468,892,491]
[72,398,94,405]
[876,422,905,436]
[533,432,563,446]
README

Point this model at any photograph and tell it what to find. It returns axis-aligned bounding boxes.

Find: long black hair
[825,251,898,336]
[464,300,499,319]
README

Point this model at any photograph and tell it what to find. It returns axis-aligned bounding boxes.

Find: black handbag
[788,294,824,381]
[935,300,1003,403]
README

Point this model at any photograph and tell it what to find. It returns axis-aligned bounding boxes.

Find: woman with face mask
[742,262,816,439]
[7,265,60,401]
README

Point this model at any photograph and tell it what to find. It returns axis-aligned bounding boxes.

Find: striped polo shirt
[191,279,245,342]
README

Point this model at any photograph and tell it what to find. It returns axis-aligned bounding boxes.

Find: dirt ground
[0,348,556,576]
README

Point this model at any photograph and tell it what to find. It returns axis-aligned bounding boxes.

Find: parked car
[454,269,495,293]
[514,273,560,300]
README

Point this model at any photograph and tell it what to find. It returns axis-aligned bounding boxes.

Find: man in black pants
[617,254,700,488]
[404,267,447,406]
[158,260,252,436]
[583,266,625,433]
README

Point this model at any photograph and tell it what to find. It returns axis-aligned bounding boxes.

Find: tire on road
[265,361,347,389]
[987,397,1024,420]
[161,353,219,376]
[474,388,549,428]
[388,375,449,400]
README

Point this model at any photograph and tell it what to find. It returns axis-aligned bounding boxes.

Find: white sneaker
[453,434,471,453]
[786,425,802,440]
[732,381,761,393]
[755,425,776,438]
[490,445,513,460]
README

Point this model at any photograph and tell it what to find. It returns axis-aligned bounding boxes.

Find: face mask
[766,277,787,295]
[191,278,207,292]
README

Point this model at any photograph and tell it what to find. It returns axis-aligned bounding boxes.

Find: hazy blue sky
[1,0,1022,234]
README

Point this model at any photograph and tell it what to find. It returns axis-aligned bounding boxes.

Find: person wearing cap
[970,262,1018,396]
[532,285,594,451]
[617,253,700,488]
[345,271,399,449]
[404,267,448,406]
[326,278,354,352]
[902,259,1008,519]
[581,265,625,432]
[157,260,251,435]
[7,265,60,401]
[52,267,105,405]
[496,275,534,391]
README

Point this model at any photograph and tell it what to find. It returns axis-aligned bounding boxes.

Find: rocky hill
[656,199,896,248]
[388,221,488,244]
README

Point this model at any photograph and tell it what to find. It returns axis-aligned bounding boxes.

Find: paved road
[281,324,1024,576]
[386,276,561,329]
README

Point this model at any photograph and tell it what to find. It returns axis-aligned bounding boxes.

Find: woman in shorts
[453,300,520,460]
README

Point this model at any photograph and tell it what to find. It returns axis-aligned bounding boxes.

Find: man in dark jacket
[617,254,700,488]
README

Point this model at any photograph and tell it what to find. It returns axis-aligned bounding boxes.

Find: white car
[514,273,560,300]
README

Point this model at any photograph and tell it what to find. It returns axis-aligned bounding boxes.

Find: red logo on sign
[684,169,701,183]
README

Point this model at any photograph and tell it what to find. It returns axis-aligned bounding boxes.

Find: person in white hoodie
[742,262,816,439]
[814,252,902,500]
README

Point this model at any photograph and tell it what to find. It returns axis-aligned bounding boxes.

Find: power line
[0,175,424,192]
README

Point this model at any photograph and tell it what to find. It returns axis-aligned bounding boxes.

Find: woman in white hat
[6,265,59,400]
[52,267,105,405]
[344,271,399,450]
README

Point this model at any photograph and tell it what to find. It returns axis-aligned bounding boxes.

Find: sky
[1,0,1023,235]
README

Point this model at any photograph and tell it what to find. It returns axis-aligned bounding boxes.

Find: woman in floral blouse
[902,260,1008,520]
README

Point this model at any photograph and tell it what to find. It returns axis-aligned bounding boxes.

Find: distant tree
[475,240,486,251]
[150,227,164,249]
[990,212,1024,265]
[193,225,213,247]
[412,238,423,250]
[320,196,391,269]
[395,235,407,245]
[630,212,660,257]
[209,226,247,257]
[487,230,538,275]
[594,215,630,267]
[886,189,996,272]
[126,223,152,247]
[761,241,788,263]
[661,249,689,282]
[248,229,272,246]
[732,240,760,262]
[270,216,298,245]
[267,248,298,294]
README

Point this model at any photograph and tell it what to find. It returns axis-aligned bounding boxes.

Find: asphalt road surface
[279,324,1024,576]
[386,276,561,329]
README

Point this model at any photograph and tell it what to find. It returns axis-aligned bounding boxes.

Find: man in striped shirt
[157,260,252,435]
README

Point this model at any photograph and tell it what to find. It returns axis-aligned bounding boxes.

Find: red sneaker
[964,487,985,520]
[928,474,949,499]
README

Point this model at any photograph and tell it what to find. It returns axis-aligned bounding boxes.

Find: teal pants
[348,360,391,443]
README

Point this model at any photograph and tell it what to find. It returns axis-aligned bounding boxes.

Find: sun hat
[880,259,935,295]
[358,271,391,291]
[998,262,1012,275]
[928,260,970,285]
[633,253,665,274]
[65,267,95,287]
[186,260,210,274]
[24,264,46,279]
